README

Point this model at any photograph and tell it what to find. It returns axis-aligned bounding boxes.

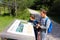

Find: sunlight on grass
[0,16,14,32]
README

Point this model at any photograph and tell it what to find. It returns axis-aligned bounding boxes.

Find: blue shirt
[28,19,38,27]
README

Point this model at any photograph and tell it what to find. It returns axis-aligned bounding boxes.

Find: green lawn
[0,16,14,32]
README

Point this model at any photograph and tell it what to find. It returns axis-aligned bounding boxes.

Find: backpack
[45,18,53,33]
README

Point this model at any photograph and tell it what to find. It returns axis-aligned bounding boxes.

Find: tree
[48,0,60,16]
[30,0,54,10]
[2,0,34,16]
[16,0,34,16]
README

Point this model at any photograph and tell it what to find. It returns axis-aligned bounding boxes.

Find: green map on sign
[16,21,28,32]
[16,23,24,32]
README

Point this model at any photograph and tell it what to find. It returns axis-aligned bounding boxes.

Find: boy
[37,9,51,40]
[28,14,38,40]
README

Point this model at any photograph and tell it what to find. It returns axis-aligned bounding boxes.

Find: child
[28,14,38,26]
[28,14,41,40]
[37,8,52,40]
[28,14,38,40]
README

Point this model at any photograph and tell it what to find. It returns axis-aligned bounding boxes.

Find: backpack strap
[45,18,48,26]
[40,17,42,22]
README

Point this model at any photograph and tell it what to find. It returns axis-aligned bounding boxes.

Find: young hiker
[28,14,38,40]
[37,8,52,40]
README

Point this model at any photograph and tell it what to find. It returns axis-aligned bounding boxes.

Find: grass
[0,16,15,32]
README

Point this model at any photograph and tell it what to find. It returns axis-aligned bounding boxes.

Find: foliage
[16,0,34,10]
[3,0,34,10]
[2,0,34,16]
[30,0,54,10]
[16,9,30,20]
[48,0,60,16]
[47,0,60,23]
